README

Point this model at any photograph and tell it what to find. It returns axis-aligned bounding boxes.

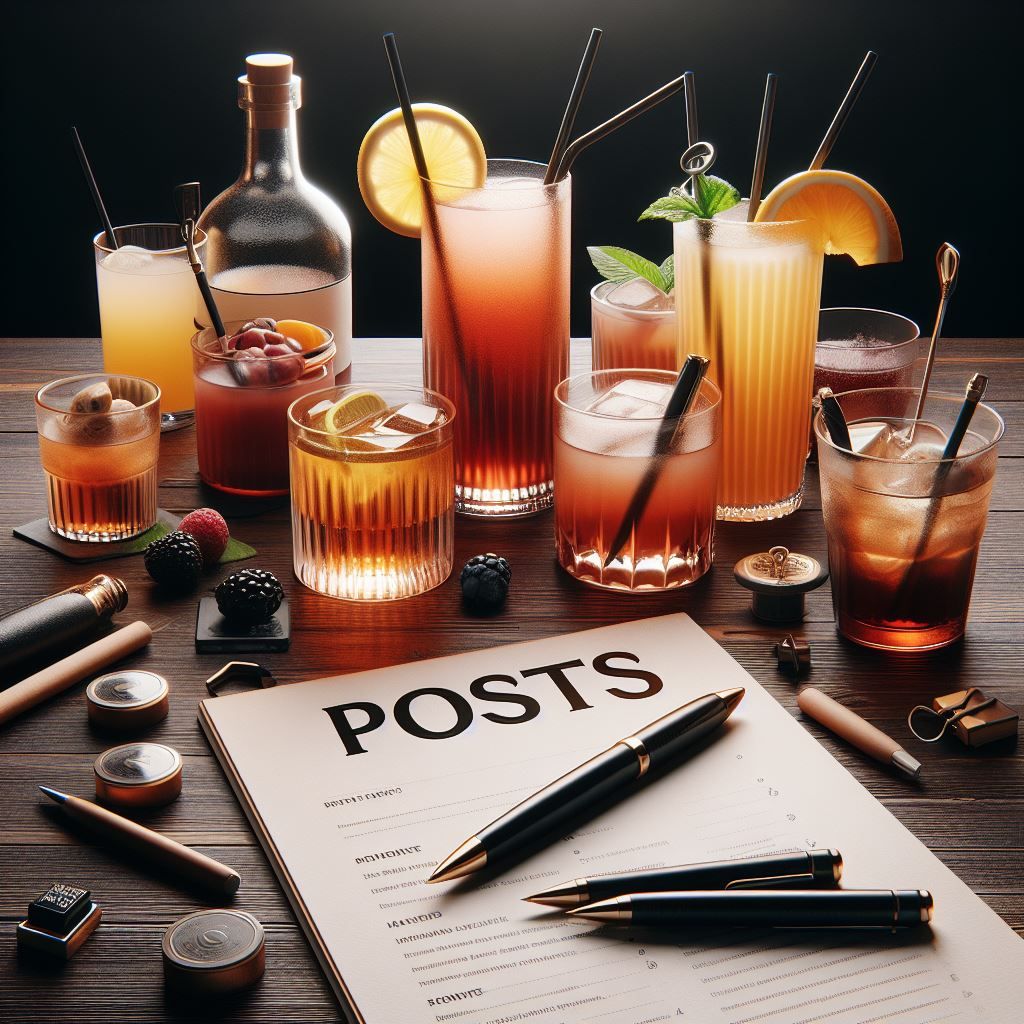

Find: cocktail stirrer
[906,243,960,443]
[174,182,225,340]
[71,127,118,249]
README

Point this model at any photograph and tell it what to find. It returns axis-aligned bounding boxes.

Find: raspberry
[144,531,203,591]
[215,569,285,626]
[179,508,230,568]
[460,553,511,611]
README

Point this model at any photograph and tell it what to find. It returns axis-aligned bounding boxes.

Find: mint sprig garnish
[588,245,672,292]
[639,174,741,223]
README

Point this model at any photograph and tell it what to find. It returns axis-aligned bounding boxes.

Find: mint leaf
[695,175,741,218]
[640,175,742,223]
[659,255,674,292]
[588,246,668,291]
[639,194,701,223]
[219,536,257,564]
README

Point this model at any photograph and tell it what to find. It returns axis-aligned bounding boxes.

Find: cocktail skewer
[174,182,225,340]
[747,73,778,222]
[890,373,988,617]
[554,73,688,182]
[544,28,603,186]
[684,71,699,196]
[71,127,118,249]
[603,355,710,569]
[809,51,877,169]
[904,243,960,443]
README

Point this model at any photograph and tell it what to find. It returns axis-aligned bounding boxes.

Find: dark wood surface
[1,336,1021,1022]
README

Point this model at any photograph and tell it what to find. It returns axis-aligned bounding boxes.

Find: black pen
[568,888,934,929]
[525,849,843,907]
[428,688,745,883]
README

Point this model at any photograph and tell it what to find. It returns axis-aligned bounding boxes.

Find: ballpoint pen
[568,888,934,929]
[525,849,842,907]
[428,687,744,883]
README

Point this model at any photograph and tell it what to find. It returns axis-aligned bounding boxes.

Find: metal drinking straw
[543,28,602,186]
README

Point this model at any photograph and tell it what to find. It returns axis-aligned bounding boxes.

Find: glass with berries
[191,318,335,495]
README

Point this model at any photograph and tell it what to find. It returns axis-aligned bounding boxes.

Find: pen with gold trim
[525,849,843,907]
[428,688,744,883]
[568,889,934,928]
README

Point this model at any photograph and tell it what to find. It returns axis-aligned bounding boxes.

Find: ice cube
[850,421,896,456]
[585,379,672,419]
[101,244,155,273]
[607,277,673,311]
[376,403,445,435]
[306,399,335,428]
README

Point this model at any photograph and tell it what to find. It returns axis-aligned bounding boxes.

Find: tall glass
[591,281,680,372]
[192,322,335,497]
[289,384,455,600]
[674,206,823,520]
[815,387,1003,650]
[35,373,161,541]
[94,224,204,432]
[422,159,570,517]
[554,369,721,591]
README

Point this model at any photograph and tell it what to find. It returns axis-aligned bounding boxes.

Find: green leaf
[694,175,742,218]
[219,536,257,564]
[659,255,674,292]
[638,194,701,223]
[587,246,667,291]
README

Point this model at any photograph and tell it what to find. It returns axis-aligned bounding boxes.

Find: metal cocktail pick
[174,181,225,340]
[905,242,960,443]
[603,355,711,569]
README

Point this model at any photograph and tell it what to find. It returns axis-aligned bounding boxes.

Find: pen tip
[427,837,487,884]
[717,686,745,714]
[39,786,67,803]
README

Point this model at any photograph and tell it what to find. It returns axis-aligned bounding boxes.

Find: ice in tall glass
[674,205,823,520]
[422,159,570,517]
[94,224,204,431]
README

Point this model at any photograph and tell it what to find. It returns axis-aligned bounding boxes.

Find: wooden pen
[40,786,240,897]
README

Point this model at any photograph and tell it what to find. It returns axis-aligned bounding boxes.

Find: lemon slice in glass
[754,169,902,266]
[357,103,486,238]
[323,390,388,435]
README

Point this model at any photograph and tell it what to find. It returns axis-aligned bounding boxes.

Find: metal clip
[725,872,820,890]
[206,662,277,697]
[908,687,998,743]
[774,634,811,674]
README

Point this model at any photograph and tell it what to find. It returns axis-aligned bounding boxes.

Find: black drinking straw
[890,373,989,617]
[71,127,118,249]
[817,387,852,451]
[554,72,688,182]
[174,181,226,339]
[604,355,710,568]
[543,28,603,186]
[809,51,878,170]
[382,32,469,389]
[747,73,778,222]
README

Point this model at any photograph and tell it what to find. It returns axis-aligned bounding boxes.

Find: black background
[3,0,1014,340]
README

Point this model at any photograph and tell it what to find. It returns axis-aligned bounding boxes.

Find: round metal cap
[87,671,169,729]
[94,742,182,807]
[163,910,266,993]
[733,546,829,623]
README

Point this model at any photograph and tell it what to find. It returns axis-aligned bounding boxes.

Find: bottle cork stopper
[245,53,293,85]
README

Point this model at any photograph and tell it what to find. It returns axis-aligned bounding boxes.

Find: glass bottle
[198,53,353,377]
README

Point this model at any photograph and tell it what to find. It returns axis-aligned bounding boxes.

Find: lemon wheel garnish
[753,169,902,266]
[357,103,486,238]
[324,390,388,436]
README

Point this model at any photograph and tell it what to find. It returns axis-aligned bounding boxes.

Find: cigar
[0,621,152,726]
[40,787,241,897]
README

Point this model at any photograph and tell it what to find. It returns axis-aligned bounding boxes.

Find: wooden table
[1,337,1021,1022]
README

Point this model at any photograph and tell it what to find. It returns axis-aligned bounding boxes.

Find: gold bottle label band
[619,736,651,777]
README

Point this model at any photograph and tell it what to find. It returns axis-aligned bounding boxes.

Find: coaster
[14,513,258,565]
[13,511,182,563]
[196,597,291,653]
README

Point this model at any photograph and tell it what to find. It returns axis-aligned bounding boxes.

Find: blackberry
[460,553,511,611]
[144,531,203,591]
[215,569,285,626]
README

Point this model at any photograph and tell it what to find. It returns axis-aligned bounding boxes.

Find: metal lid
[163,909,265,972]
[94,743,182,807]
[87,670,168,711]
[733,546,829,623]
